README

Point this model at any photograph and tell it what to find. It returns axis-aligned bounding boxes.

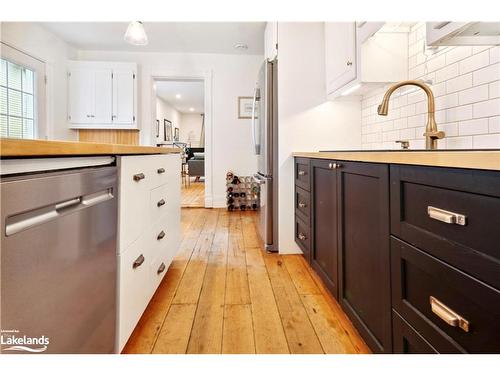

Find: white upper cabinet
[68,61,137,129]
[264,22,278,60]
[427,22,500,46]
[325,22,408,100]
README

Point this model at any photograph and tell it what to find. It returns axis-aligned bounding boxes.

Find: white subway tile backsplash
[458,118,489,136]
[473,133,500,148]
[458,85,489,105]
[473,63,500,86]
[361,31,498,150]
[473,98,500,118]
[459,50,490,74]
[446,74,473,94]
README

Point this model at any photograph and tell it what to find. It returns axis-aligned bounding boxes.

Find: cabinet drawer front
[390,165,500,290]
[391,237,500,353]
[392,311,438,354]
[150,184,169,223]
[295,215,311,258]
[295,185,310,221]
[147,154,178,189]
[295,158,310,191]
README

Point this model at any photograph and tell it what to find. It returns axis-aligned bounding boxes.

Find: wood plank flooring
[181,180,205,208]
[122,208,371,354]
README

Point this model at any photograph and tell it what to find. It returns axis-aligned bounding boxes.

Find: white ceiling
[39,22,265,54]
[155,80,204,114]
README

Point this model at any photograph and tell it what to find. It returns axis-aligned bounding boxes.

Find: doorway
[153,79,206,208]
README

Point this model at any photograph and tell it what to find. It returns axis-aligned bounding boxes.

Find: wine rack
[226,172,260,211]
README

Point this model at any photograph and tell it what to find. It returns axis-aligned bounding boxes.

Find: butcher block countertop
[0,138,180,157]
[293,150,500,171]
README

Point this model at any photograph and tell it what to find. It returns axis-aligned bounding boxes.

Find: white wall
[0,22,78,140]
[278,22,362,254]
[361,22,500,150]
[155,97,181,141]
[78,49,262,207]
[180,113,203,147]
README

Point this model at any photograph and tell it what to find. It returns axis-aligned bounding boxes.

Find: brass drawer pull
[133,173,145,181]
[430,296,469,332]
[427,206,467,226]
[157,262,166,275]
[298,233,307,241]
[298,170,307,176]
[157,168,165,174]
[157,230,166,240]
[298,202,307,208]
[132,254,145,269]
[157,199,166,207]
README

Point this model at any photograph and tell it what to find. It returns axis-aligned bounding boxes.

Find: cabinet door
[112,70,135,124]
[264,22,278,60]
[311,159,338,299]
[92,68,112,124]
[324,22,357,95]
[337,161,391,353]
[68,68,93,124]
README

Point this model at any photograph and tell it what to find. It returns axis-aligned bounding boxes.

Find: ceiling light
[234,43,248,50]
[189,107,195,112]
[340,84,361,96]
[175,94,181,99]
[124,21,148,46]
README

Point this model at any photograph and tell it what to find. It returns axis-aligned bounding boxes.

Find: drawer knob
[298,233,307,241]
[133,173,145,181]
[157,230,166,240]
[132,254,145,269]
[298,202,307,208]
[157,262,166,275]
[427,206,467,226]
[157,168,166,174]
[157,199,166,207]
[430,296,469,332]
[298,170,306,176]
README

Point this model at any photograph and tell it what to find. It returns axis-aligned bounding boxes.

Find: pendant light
[124,21,148,46]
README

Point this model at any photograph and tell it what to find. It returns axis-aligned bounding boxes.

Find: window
[0,59,36,138]
[0,42,46,139]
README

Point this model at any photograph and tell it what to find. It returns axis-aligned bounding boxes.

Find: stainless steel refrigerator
[252,59,278,252]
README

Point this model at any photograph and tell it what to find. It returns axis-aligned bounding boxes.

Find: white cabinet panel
[325,22,357,95]
[265,22,278,60]
[68,68,93,124]
[93,69,112,124]
[112,70,135,124]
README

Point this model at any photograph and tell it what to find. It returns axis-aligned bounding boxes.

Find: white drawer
[150,255,169,290]
[147,154,179,189]
[149,184,169,223]
[117,235,153,352]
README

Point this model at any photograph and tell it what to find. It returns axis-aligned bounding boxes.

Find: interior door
[92,69,112,124]
[325,22,357,95]
[112,69,134,124]
[68,68,93,124]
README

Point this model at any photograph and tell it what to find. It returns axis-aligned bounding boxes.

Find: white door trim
[145,68,213,208]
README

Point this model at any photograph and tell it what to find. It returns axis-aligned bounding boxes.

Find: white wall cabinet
[426,22,500,46]
[68,61,137,129]
[264,22,278,60]
[325,22,408,100]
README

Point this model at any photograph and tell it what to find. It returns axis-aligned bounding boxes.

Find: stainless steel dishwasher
[1,162,117,354]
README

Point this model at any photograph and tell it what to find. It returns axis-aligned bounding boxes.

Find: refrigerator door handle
[251,87,261,155]
[253,174,267,184]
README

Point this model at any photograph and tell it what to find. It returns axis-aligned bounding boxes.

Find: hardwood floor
[181,180,205,208]
[122,208,370,354]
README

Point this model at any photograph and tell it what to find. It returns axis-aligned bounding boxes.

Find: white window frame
[1,42,46,139]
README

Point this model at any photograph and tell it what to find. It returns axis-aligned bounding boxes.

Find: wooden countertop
[0,138,180,157]
[293,150,500,171]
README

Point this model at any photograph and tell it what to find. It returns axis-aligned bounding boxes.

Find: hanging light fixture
[124,21,148,46]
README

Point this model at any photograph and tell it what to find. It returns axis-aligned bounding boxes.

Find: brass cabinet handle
[347,61,353,66]
[298,202,307,208]
[298,170,306,176]
[430,296,469,332]
[157,262,166,275]
[427,206,467,226]
[328,162,342,169]
[132,254,145,269]
[157,199,166,207]
[133,173,145,181]
[298,233,307,241]
[157,168,165,174]
[157,230,166,240]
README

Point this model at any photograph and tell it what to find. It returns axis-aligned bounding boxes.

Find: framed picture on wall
[174,127,179,141]
[238,96,256,119]
[156,119,160,138]
[164,119,172,141]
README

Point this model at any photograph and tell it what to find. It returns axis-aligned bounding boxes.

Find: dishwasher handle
[5,188,114,236]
